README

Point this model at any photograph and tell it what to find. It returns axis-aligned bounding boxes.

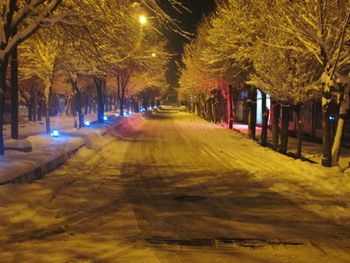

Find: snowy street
[1,108,350,262]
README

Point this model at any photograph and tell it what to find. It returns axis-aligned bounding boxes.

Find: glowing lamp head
[139,15,147,25]
[84,121,90,126]
[152,53,156,58]
[103,116,108,121]
[115,113,119,117]
[51,129,59,137]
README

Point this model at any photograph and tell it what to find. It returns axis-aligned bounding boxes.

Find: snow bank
[0,115,121,184]
[111,114,145,139]
[4,139,32,152]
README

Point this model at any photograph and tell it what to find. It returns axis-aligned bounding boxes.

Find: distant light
[50,129,59,137]
[152,53,156,57]
[115,113,119,117]
[84,121,90,126]
[329,115,336,121]
[132,2,140,8]
[124,112,128,116]
[103,116,108,121]
[129,111,132,114]
[139,15,147,25]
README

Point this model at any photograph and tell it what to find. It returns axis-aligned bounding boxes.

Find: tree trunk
[28,101,33,121]
[248,87,257,139]
[76,90,84,128]
[321,108,332,167]
[88,100,92,114]
[197,97,202,117]
[10,46,19,139]
[70,79,84,128]
[211,97,216,123]
[207,98,213,122]
[272,101,280,151]
[279,105,290,154]
[37,96,43,121]
[95,77,104,122]
[28,91,34,121]
[228,85,234,129]
[119,97,125,116]
[105,95,109,112]
[260,91,269,147]
[113,94,117,112]
[0,60,8,155]
[310,102,317,138]
[46,87,52,134]
[295,104,303,159]
[64,96,71,116]
[118,77,126,116]
[136,96,140,112]
[109,96,113,111]
[331,85,350,165]
[32,90,37,121]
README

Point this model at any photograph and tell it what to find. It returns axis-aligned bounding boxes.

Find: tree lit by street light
[139,15,147,25]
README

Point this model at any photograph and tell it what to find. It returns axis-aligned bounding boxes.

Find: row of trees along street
[0,0,180,155]
[179,0,350,167]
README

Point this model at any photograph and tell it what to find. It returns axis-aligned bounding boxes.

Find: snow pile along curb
[0,117,121,185]
[110,114,145,139]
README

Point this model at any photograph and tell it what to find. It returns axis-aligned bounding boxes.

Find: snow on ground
[0,113,149,262]
[0,109,350,262]
[185,115,350,225]
[0,112,137,184]
[228,122,350,171]
[3,113,100,140]
[227,122,350,219]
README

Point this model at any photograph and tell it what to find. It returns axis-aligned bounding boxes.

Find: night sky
[159,0,217,97]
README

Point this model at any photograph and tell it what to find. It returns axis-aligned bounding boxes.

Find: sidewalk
[3,113,100,140]
[227,123,350,173]
[0,112,123,184]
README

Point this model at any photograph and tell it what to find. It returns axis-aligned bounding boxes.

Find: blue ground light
[50,129,60,137]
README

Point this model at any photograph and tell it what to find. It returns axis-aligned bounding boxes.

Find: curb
[1,145,84,185]
[0,117,122,185]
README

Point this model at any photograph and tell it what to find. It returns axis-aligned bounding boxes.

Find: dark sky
[159,0,217,94]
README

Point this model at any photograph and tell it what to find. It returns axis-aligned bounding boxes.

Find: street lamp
[151,52,156,58]
[139,15,147,25]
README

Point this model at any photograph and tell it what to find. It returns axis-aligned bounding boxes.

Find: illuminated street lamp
[151,52,156,58]
[139,15,147,25]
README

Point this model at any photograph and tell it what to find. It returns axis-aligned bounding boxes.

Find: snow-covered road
[1,109,350,262]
